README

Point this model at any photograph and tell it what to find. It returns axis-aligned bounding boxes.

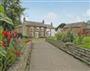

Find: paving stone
[30,40,90,71]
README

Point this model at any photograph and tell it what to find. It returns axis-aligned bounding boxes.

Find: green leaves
[2,0,25,25]
[0,47,7,57]
[0,4,5,14]
[6,48,16,66]
[0,13,14,25]
[0,1,24,71]
[0,4,14,29]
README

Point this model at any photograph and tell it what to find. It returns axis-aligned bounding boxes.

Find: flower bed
[0,13,23,71]
[8,40,32,71]
[0,29,23,71]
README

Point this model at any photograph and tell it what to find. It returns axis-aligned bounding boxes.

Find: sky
[21,0,90,27]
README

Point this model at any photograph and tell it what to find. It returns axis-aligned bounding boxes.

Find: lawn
[77,36,90,49]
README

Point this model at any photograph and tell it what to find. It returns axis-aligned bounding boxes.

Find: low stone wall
[47,40,90,66]
[8,41,32,71]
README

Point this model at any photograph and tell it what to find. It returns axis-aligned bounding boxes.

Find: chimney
[23,17,26,22]
[51,22,53,26]
[42,20,44,24]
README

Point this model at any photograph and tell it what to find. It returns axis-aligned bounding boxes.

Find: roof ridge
[66,21,85,25]
[25,21,42,24]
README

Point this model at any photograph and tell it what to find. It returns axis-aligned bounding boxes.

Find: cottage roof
[64,22,86,28]
[24,21,45,27]
[85,24,90,29]
[24,21,54,28]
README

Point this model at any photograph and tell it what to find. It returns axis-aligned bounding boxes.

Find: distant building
[15,19,55,38]
[62,22,90,36]
[63,22,86,34]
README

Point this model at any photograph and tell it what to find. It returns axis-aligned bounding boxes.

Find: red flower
[15,50,22,57]
[2,31,7,37]
[7,32,12,44]
[2,31,12,44]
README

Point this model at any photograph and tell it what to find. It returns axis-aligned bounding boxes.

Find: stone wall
[47,40,90,66]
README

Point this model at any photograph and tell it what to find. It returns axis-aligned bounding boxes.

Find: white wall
[51,29,56,36]
[46,28,56,37]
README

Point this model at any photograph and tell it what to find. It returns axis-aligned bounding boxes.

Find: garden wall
[8,41,32,71]
[47,40,90,66]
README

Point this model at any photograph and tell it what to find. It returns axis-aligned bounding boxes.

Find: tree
[55,23,66,31]
[0,4,5,14]
[2,0,25,25]
[0,4,14,30]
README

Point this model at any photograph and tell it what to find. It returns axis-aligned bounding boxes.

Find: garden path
[30,39,90,71]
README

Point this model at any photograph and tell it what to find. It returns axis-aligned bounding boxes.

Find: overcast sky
[21,0,90,27]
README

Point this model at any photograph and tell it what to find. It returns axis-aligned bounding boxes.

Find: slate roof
[24,21,54,28]
[64,22,86,28]
[24,21,45,27]
[85,24,90,29]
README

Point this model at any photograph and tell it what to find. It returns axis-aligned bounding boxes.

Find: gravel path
[30,40,90,71]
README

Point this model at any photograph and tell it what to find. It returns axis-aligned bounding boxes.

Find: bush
[47,36,57,41]
[61,32,75,43]
[22,35,29,38]
[47,31,75,43]
[55,33,62,40]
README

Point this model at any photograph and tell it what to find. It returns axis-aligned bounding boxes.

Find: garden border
[46,39,90,66]
[8,40,32,71]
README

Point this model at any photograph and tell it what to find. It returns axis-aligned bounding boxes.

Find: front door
[35,32,39,38]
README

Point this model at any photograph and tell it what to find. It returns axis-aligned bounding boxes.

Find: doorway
[35,32,39,38]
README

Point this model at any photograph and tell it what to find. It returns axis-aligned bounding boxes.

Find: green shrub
[62,32,75,42]
[0,47,7,71]
[47,36,57,41]
[55,32,64,40]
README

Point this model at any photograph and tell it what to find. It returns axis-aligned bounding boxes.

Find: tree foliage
[55,23,66,31]
[0,4,5,14]
[2,0,25,25]
[0,4,14,30]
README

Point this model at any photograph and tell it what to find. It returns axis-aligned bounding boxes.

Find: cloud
[86,9,90,17]
[46,12,57,20]
[71,16,83,22]
[44,12,58,23]
[64,15,84,23]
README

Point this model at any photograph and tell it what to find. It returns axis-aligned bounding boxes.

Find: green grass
[76,36,90,49]
[83,36,90,43]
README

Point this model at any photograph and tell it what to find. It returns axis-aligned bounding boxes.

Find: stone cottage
[15,20,55,38]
